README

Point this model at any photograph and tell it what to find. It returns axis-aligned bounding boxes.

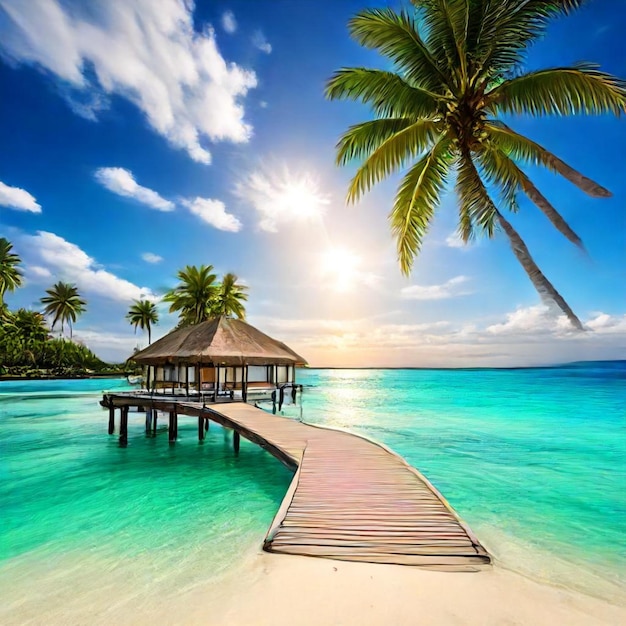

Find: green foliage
[0,237,23,306]
[327,0,626,330]
[164,266,248,326]
[209,272,248,320]
[126,299,159,344]
[0,308,107,376]
[163,264,218,326]
[40,282,87,339]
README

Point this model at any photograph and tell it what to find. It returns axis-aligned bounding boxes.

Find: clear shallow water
[1,364,625,614]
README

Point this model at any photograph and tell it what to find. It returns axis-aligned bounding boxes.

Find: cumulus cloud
[18,231,154,302]
[252,307,626,368]
[235,164,330,232]
[94,167,174,211]
[401,275,471,300]
[486,305,574,335]
[252,30,272,53]
[141,252,163,264]
[0,180,41,213]
[221,10,237,34]
[0,0,258,163]
[181,197,242,232]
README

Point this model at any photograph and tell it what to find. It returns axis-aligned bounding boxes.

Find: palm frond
[479,146,583,247]
[325,68,443,119]
[336,118,414,166]
[469,0,588,83]
[488,64,626,116]
[415,0,469,87]
[390,138,453,274]
[347,120,443,202]
[348,8,453,92]
[496,210,584,330]
[486,121,611,197]
[455,150,498,239]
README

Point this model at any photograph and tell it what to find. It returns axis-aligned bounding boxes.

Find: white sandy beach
[4,550,624,626]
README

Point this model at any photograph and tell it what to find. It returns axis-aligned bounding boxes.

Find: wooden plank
[102,393,491,569]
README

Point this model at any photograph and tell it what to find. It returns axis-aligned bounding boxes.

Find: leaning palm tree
[210,272,248,319]
[163,265,218,326]
[0,237,23,307]
[126,299,159,344]
[40,282,86,339]
[326,1,626,329]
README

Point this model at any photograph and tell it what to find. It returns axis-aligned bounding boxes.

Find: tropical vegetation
[126,299,159,344]
[41,281,87,339]
[0,237,23,308]
[164,265,248,326]
[211,272,248,319]
[326,0,626,329]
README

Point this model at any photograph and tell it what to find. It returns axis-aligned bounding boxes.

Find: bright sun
[320,247,361,292]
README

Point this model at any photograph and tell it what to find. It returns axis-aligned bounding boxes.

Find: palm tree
[326,1,626,329]
[0,237,23,307]
[126,299,159,344]
[210,272,248,319]
[40,282,86,339]
[163,265,218,326]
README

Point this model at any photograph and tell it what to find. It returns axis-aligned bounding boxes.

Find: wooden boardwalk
[103,395,490,570]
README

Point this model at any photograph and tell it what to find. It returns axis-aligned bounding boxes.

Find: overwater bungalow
[131,315,307,404]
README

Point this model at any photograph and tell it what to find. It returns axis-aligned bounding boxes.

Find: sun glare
[320,247,361,292]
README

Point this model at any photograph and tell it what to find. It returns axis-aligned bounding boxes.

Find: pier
[102,393,491,570]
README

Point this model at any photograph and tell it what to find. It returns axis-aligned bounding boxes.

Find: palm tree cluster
[163,265,248,327]
[0,237,107,376]
[326,0,626,329]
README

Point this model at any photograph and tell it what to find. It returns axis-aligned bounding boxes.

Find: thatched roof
[131,316,307,366]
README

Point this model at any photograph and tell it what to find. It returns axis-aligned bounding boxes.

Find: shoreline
[3,550,624,626]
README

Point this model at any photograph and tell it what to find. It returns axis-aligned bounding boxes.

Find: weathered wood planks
[102,394,490,570]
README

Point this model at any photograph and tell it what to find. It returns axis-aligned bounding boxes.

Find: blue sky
[0,0,624,366]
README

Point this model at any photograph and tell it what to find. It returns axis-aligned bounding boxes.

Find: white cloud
[251,308,626,368]
[18,231,155,303]
[486,305,574,335]
[94,167,174,211]
[141,252,163,264]
[401,275,471,300]
[0,180,41,213]
[445,232,467,249]
[221,10,237,34]
[235,164,330,232]
[252,30,272,54]
[181,197,242,232]
[0,0,258,163]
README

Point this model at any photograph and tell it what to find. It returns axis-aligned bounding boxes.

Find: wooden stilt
[108,405,115,434]
[198,416,205,441]
[119,406,129,446]
[174,409,178,439]
[152,410,158,435]
[169,411,176,442]
[205,417,210,432]
[145,409,152,434]
[234,430,240,454]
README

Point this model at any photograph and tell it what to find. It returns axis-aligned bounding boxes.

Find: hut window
[188,367,196,383]
[277,366,288,383]
[248,366,267,382]
[164,365,177,382]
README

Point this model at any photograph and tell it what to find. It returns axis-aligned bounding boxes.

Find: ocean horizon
[1,360,625,620]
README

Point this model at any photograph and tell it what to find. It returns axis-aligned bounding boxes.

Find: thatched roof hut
[132,316,306,366]
[131,317,306,400]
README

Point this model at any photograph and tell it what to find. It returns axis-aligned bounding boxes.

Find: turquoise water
[1,364,625,613]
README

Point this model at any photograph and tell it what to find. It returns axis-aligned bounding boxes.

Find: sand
[3,549,624,625]
[108,554,626,625]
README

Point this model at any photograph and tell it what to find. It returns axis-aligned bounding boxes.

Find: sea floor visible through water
[1,362,625,619]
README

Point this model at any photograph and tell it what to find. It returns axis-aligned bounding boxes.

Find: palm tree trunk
[148,325,151,345]
[496,211,584,330]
